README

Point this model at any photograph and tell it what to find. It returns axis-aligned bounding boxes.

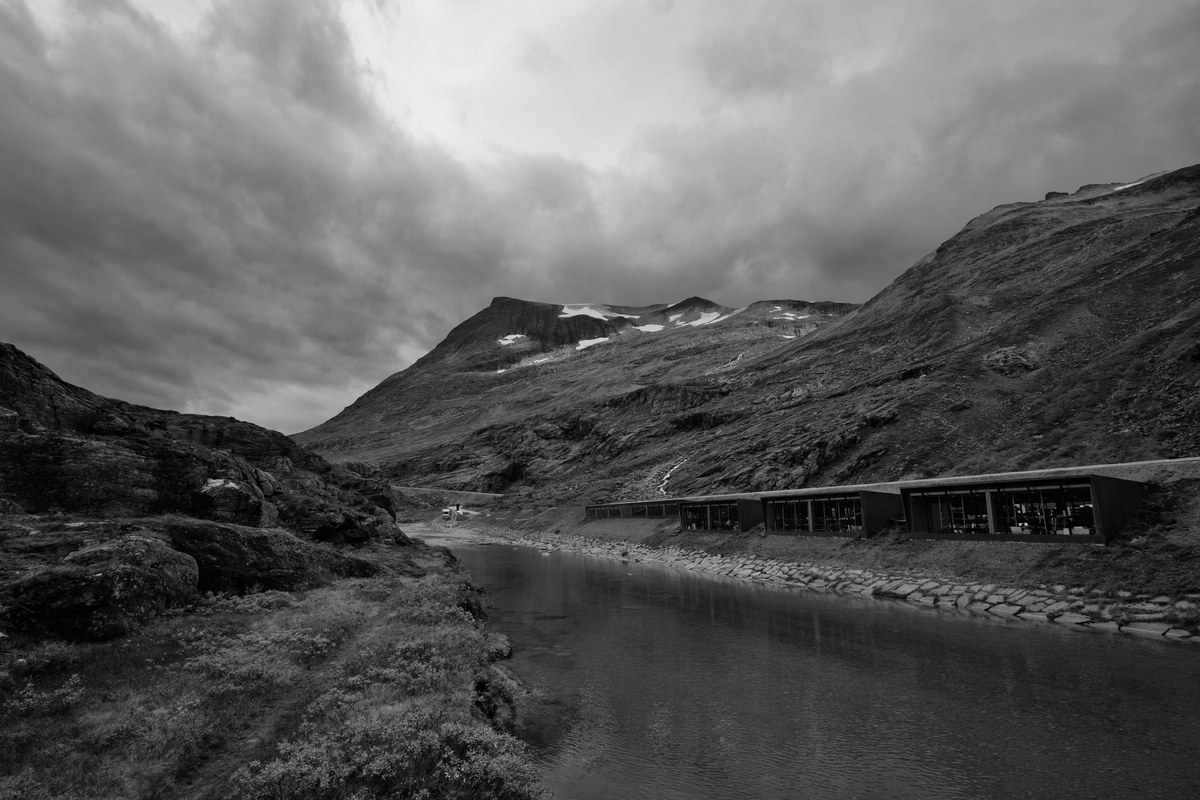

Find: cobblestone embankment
[479,526,1200,643]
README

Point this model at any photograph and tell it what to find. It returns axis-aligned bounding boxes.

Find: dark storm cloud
[0,0,1197,432]
[0,0,515,430]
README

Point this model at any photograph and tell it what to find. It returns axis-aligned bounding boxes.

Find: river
[444,538,1200,799]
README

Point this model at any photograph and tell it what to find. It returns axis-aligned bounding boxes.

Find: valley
[3,163,1199,800]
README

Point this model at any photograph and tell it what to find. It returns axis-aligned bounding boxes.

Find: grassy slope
[0,542,544,800]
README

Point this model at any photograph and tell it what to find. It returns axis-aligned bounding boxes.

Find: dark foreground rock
[0,342,413,545]
[2,531,198,639]
[0,515,423,640]
[163,517,388,592]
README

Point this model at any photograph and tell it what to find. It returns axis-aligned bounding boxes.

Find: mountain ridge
[293,163,1200,502]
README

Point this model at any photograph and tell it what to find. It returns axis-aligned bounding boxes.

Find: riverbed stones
[484,526,1198,645]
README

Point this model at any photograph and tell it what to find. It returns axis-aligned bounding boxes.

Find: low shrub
[233,705,543,800]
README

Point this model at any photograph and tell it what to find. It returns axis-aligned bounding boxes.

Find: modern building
[581,460,1170,544]
[584,499,679,520]
[899,470,1147,543]
[676,494,764,533]
[758,485,904,537]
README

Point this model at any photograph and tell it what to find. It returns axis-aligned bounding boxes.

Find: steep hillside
[294,296,854,476]
[0,343,409,542]
[298,164,1200,502]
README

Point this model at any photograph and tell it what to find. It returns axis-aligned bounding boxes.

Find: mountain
[293,296,856,487]
[296,164,1200,502]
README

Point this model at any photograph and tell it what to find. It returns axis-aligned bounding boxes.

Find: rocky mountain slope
[297,164,1200,503]
[293,296,855,486]
[0,343,423,639]
[0,342,409,540]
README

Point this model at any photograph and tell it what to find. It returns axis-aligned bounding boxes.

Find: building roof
[584,457,1200,509]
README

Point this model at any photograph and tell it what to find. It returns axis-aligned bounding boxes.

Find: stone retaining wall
[478,526,1199,643]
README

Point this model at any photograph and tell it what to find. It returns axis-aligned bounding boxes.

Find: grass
[0,545,545,800]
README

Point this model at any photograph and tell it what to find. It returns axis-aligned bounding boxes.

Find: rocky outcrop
[0,343,407,545]
[199,478,279,527]
[1,531,198,639]
[983,346,1040,375]
[162,518,386,593]
[0,514,421,640]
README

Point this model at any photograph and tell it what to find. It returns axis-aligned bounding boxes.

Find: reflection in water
[455,543,1200,800]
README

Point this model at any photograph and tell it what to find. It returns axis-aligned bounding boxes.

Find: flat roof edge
[584,457,1200,508]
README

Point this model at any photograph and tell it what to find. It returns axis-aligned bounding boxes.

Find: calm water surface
[450,542,1200,800]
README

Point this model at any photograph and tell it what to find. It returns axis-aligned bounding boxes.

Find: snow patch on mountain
[497,334,527,346]
[635,324,665,332]
[576,337,611,350]
[559,304,637,320]
[686,312,722,326]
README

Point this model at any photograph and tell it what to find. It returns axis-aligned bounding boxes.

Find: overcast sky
[1,0,1197,433]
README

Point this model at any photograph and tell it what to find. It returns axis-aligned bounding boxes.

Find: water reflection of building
[584,463,1160,543]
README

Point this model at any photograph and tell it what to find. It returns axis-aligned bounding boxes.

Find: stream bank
[459,506,1200,643]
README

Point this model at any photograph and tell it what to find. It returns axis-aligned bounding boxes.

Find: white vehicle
[441,507,453,520]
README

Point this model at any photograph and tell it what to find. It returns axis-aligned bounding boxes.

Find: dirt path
[176,548,450,800]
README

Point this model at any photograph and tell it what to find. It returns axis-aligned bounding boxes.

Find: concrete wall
[1091,476,1147,542]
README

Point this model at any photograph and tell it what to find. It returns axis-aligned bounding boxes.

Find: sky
[1,0,1198,433]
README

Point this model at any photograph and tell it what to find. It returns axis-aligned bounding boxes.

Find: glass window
[811,497,862,532]
[992,484,1094,536]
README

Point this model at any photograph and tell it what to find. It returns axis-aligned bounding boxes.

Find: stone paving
[483,528,1198,643]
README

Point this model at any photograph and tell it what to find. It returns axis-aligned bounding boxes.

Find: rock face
[0,343,428,639]
[297,163,1200,501]
[162,518,384,593]
[0,517,398,639]
[2,531,199,639]
[0,342,411,544]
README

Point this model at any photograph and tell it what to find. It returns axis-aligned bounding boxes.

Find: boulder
[199,478,279,527]
[1,533,199,640]
[983,346,1040,376]
[162,518,383,592]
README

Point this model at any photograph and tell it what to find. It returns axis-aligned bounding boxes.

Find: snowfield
[559,304,637,320]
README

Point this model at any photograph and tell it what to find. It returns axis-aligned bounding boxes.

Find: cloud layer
[1,0,1197,432]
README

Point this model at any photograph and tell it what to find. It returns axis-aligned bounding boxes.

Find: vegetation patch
[0,543,544,800]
